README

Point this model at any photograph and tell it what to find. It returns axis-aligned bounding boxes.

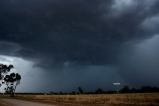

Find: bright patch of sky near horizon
[0,55,45,92]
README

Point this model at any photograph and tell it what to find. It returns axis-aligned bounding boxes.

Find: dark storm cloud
[1,0,159,91]
[118,35,159,87]
[0,0,159,68]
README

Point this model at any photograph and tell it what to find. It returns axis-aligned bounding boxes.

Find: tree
[95,88,103,94]
[120,85,130,93]
[0,64,21,97]
[78,87,83,94]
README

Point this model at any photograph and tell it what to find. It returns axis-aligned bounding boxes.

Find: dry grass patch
[14,93,159,106]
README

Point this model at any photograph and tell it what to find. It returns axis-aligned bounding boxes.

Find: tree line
[49,86,159,95]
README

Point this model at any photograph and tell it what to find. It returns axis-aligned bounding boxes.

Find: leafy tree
[0,64,21,97]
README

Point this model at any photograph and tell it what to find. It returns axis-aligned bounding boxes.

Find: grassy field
[11,93,159,106]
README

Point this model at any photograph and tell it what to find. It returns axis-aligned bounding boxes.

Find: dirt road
[0,99,55,106]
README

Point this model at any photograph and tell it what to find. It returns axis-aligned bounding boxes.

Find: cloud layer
[0,0,159,91]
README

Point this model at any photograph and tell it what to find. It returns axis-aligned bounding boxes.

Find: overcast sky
[0,0,159,92]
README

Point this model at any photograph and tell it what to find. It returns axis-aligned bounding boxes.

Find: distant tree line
[48,86,159,95]
[10,85,159,95]
[120,86,159,93]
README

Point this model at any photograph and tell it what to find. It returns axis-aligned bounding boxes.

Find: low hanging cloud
[118,35,159,87]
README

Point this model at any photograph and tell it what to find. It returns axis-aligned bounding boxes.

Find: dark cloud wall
[0,0,159,91]
[118,35,159,87]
